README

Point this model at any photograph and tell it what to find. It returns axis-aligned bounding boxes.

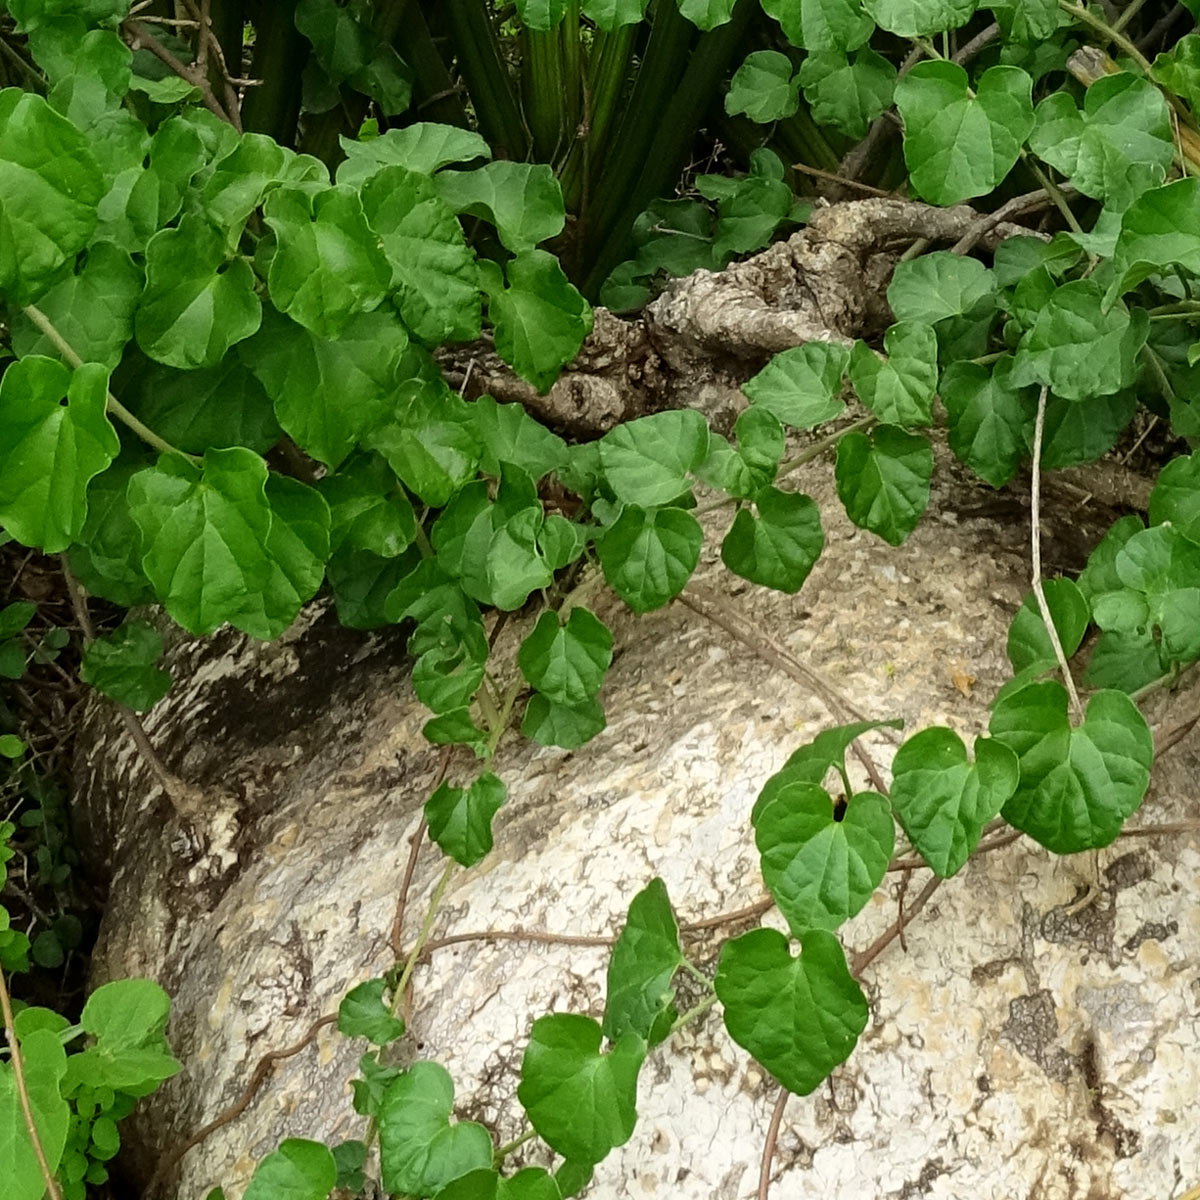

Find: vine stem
[1058,1,1155,75]
[757,1088,789,1200]
[0,967,65,1200]
[391,862,456,1019]
[20,305,199,464]
[1030,386,1085,721]
[493,1127,538,1164]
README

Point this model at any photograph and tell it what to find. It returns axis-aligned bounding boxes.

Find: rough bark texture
[76,444,1200,1200]
[436,198,1042,437]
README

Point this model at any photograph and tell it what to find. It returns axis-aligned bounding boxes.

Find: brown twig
[122,18,234,128]
[949,187,1064,256]
[791,163,896,198]
[683,896,775,931]
[0,968,64,1200]
[388,750,451,959]
[145,1014,337,1196]
[421,928,617,958]
[896,867,912,952]
[757,1088,790,1200]
[851,875,942,975]
[951,22,1000,64]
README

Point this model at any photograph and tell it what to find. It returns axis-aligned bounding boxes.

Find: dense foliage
[1,0,1200,1197]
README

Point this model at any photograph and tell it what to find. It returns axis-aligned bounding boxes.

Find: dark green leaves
[517,1014,645,1165]
[895,63,1033,206]
[0,89,102,304]
[1113,178,1200,294]
[519,608,613,706]
[425,772,507,868]
[940,359,1032,487]
[0,1026,69,1200]
[244,1140,336,1200]
[1149,452,1200,543]
[850,323,938,427]
[990,683,1153,853]
[379,1063,492,1197]
[715,928,867,1095]
[338,979,406,1045]
[0,358,118,553]
[742,342,849,428]
[721,487,824,593]
[799,49,896,140]
[834,425,932,545]
[1006,579,1090,674]
[595,506,703,612]
[889,730,1019,877]
[599,410,709,506]
[79,620,171,711]
[754,782,893,933]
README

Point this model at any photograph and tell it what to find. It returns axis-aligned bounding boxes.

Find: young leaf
[338,979,406,1046]
[990,682,1153,853]
[863,0,976,36]
[360,164,482,344]
[425,772,507,868]
[599,409,709,506]
[0,1027,69,1200]
[760,724,904,815]
[1010,280,1147,401]
[720,487,824,593]
[603,878,686,1047]
[759,0,873,52]
[79,620,171,711]
[939,358,1033,488]
[834,425,932,546]
[1038,389,1136,469]
[849,323,938,427]
[888,252,995,325]
[379,1062,493,1197]
[889,729,1019,877]
[754,782,894,933]
[714,928,867,1095]
[522,694,607,749]
[480,251,592,393]
[699,150,793,259]
[742,342,849,428]
[595,505,703,612]
[436,162,565,253]
[895,62,1033,206]
[1029,73,1173,212]
[798,49,896,140]
[0,358,118,553]
[1006,578,1090,673]
[519,608,614,706]
[336,124,491,184]
[67,464,153,607]
[472,396,568,479]
[0,89,102,304]
[726,51,800,123]
[1148,451,1200,544]
[135,213,262,370]
[244,1139,337,1200]
[517,1014,646,1165]
[262,185,392,339]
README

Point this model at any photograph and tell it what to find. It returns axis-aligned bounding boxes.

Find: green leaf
[742,342,849,429]
[68,463,153,607]
[79,620,170,711]
[599,410,709,506]
[895,62,1033,206]
[336,125,491,185]
[733,406,785,491]
[863,0,976,36]
[1078,514,1144,603]
[127,448,274,636]
[1006,578,1090,673]
[436,162,564,253]
[1113,178,1200,294]
[318,453,416,558]
[595,505,703,612]
[0,358,118,553]
[82,978,171,1048]
[888,252,995,325]
[1149,452,1200,544]
[244,1139,336,1200]
[1038,388,1136,469]
[328,547,422,629]
[515,0,570,30]
[296,0,372,80]
[0,1028,69,1200]
[1010,280,1147,400]
[581,0,650,29]
[433,1167,562,1200]
[521,694,607,749]
[1111,524,1200,662]
[0,90,102,304]
[834,425,932,546]
[360,164,482,344]
[714,928,867,1095]
[760,0,873,52]
[889,729,1019,877]
[471,396,567,479]
[603,878,685,1047]
[726,51,800,123]
[989,0,1063,41]
[519,608,614,706]
[1029,73,1173,212]
[10,242,140,369]
[262,185,392,339]
[9,0,130,31]
[379,1063,493,1196]
[939,358,1033,488]
[338,979,406,1045]
[135,213,262,369]
[678,0,737,30]
[425,772,507,868]
[0,734,26,757]
[849,322,938,427]
[798,49,896,140]
[721,487,824,592]
[0,603,35,639]
[241,305,408,469]
[201,132,297,244]
[991,683,1153,853]
[518,1014,645,1165]
[480,251,592,393]
[697,149,793,259]
[753,782,893,933]
[1083,628,1168,694]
